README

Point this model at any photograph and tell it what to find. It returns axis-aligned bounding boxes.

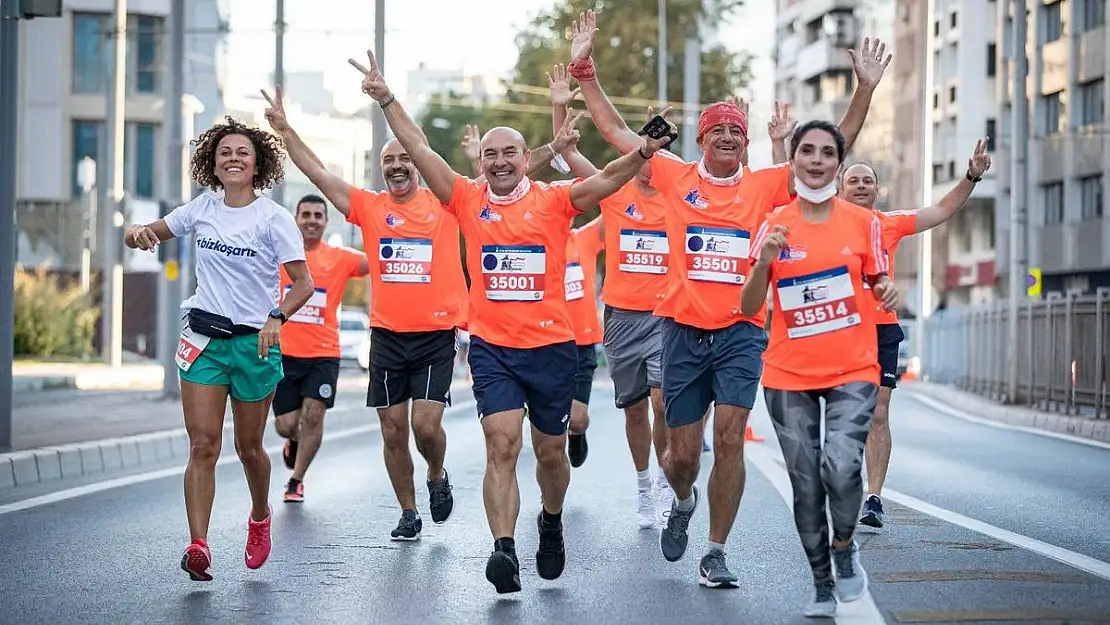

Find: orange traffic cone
[745,426,764,442]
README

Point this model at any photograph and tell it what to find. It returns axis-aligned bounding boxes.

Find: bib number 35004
[481,244,546,301]
[176,326,211,372]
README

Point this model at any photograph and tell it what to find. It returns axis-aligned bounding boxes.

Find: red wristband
[568,57,596,82]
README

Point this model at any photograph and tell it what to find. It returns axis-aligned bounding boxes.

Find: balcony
[1078,27,1107,84]
[795,39,855,83]
[1040,39,1069,96]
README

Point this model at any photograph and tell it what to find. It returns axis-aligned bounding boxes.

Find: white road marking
[0,401,475,516]
[902,391,1110,451]
[746,444,888,625]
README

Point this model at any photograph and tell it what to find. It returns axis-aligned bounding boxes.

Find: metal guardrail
[922,288,1110,419]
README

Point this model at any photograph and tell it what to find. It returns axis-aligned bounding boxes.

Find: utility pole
[1007,0,1029,402]
[273,0,286,205]
[657,0,667,107]
[0,0,20,452]
[369,0,386,191]
[915,0,936,376]
[101,0,127,368]
[681,37,701,162]
[160,0,186,399]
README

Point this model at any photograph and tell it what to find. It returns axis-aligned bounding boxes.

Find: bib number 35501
[481,245,546,301]
[176,326,211,372]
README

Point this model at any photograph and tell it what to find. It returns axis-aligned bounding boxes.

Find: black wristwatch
[268,308,287,324]
[966,171,982,183]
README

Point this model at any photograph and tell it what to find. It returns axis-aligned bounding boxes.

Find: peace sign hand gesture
[552,110,585,154]
[768,101,797,142]
[348,49,392,103]
[967,137,992,179]
[260,87,289,134]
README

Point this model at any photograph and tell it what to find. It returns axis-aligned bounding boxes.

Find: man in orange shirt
[563,216,604,467]
[350,49,674,594]
[274,194,368,503]
[839,139,992,529]
[568,10,889,586]
[265,88,473,540]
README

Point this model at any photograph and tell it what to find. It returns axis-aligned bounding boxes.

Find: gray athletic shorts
[602,305,664,409]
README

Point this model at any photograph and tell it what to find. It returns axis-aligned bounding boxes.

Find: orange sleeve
[885,210,919,239]
[574,217,603,255]
[344,248,366,278]
[649,149,689,182]
[447,174,481,216]
[749,220,772,263]
[760,163,795,208]
[865,215,888,277]
[346,188,377,226]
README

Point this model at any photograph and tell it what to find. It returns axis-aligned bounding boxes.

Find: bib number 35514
[777,266,861,339]
[176,326,211,372]
[481,244,546,301]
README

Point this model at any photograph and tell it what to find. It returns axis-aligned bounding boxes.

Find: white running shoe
[637,486,656,529]
[654,480,674,526]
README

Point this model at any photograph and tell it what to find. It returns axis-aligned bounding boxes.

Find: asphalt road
[0,378,1108,625]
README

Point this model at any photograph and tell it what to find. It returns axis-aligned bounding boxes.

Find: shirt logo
[385,213,405,227]
[687,235,729,253]
[196,237,258,258]
[624,203,644,220]
[635,237,657,250]
[684,190,710,209]
[380,244,416,259]
[802,285,829,303]
[779,245,807,262]
[841,246,853,256]
[479,205,503,222]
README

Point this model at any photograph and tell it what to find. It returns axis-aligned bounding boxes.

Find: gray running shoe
[803,581,837,618]
[832,541,868,602]
[659,484,699,562]
[698,548,739,588]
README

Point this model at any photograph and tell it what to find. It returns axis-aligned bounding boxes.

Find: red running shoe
[244,505,272,569]
[181,538,213,581]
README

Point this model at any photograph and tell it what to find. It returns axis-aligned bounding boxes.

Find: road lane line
[0,400,475,516]
[746,444,888,625]
[902,391,1110,451]
[880,488,1110,582]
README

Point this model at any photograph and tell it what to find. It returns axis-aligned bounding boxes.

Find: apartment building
[994,0,1110,296]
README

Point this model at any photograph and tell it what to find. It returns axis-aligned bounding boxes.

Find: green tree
[417,96,487,176]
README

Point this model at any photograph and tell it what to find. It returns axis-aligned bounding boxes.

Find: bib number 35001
[481,245,546,301]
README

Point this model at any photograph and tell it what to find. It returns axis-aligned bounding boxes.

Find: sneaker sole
[859,513,884,529]
[180,551,212,582]
[283,496,304,503]
[803,605,837,618]
[390,533,422,541]
[698,575,739,589]
[836,569,869,603]
[486,553,522,594]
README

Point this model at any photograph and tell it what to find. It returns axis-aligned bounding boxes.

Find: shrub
[13,265,99,358]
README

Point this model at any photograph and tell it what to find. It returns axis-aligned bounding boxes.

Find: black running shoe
[485,548,521,594]
[282,438,298,471]
[859,494,885,528]
[536,513,566,580]
[428,469,455,524]
[390,509,422,541]
[568,432,588,468]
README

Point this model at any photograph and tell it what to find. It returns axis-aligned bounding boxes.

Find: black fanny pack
[187,309,260,338]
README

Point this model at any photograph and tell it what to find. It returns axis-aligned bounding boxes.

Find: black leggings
[764,382,877,584]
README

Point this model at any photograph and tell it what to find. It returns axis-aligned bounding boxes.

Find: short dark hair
[789,120,846,163]
[296,194,328,210]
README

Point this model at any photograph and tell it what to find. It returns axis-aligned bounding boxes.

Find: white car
[339,310,371,371]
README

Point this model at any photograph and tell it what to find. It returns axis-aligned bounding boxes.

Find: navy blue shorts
[660,318,767,428]
[573,344,599,405]
[468,335,576,436]
[877,323,905,389]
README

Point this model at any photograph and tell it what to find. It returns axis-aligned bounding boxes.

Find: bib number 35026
[481,245,546,301]
[176,326,211,372]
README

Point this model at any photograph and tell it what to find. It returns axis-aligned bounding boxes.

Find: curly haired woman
[124,116,314,581]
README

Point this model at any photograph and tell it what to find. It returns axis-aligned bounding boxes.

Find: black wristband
[966,171,981,183]
[379,93,396,108]
[638,146,652,160]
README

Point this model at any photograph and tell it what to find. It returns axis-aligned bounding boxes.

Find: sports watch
[268,308,287,324]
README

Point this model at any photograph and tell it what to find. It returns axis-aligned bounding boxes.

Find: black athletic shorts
[573,344,599,405]
[273,356,341,414]
[368,327,456,408]
[877,323,905,389]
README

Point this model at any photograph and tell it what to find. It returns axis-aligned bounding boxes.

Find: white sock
[676,492,696,512]
[708,541,725,553]
[636,470,653,490]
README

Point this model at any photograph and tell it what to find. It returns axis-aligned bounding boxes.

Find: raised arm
[566,11,644,155]
[262,87,356,215]
[838,37,892,155]
[569,114,674,212]
[549,63,600,178]
[741,223,787,316]
[349,50,457,205]
[914,138,992,233]
[768,101,795,165]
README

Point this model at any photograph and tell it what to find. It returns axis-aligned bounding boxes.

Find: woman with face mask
[123,116,314,581]
[739,120,899,618]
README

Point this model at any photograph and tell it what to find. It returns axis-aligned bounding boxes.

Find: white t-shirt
[165,193,305,328]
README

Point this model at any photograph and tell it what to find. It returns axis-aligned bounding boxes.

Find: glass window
[72,13,106,93]
[133,16,162,93]
[71,121,103,198]
[135,123,157,199]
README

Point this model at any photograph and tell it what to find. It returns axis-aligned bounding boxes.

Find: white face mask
[793,175,837,204]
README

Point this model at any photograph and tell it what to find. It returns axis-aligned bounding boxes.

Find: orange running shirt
[278,241,365,359]
[346,187,468,332]
[598,181,670,311]
[750,197,890,390]
[649,151,794,330]
[565,218,604,346]
[867,210,917,324]
[447,175,579,349]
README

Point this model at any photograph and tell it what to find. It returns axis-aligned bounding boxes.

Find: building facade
[994,0,1110,297]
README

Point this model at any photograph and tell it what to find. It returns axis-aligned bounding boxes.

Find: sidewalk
[13,356,164,393]
[0,372,473,490]
[901,380,1110,444]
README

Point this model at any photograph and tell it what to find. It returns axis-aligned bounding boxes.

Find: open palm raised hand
[849,36,892,90]
[569,10,598,63]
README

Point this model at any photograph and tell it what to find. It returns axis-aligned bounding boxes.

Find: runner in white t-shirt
[123,115,313,582]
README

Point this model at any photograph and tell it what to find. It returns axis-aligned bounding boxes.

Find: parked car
[339,310,371,371]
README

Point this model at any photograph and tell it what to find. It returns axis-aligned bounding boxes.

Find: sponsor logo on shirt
[196,237,258,258]
[624,203,644,220]
[779,244,807,262]
[385,213,405,227]
[479,205,503,222]
[684,190,709,209]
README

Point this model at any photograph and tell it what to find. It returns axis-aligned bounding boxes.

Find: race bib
[176,326,211,372]
[565,262,585,301]
[379,237,433,283]
[285,286,327,325]
[481,245,546,301]
[619,229,669,274]
[777,266,861,339]
[685,225,749,284]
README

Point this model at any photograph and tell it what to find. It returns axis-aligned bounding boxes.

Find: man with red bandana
[568,10,891,586]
